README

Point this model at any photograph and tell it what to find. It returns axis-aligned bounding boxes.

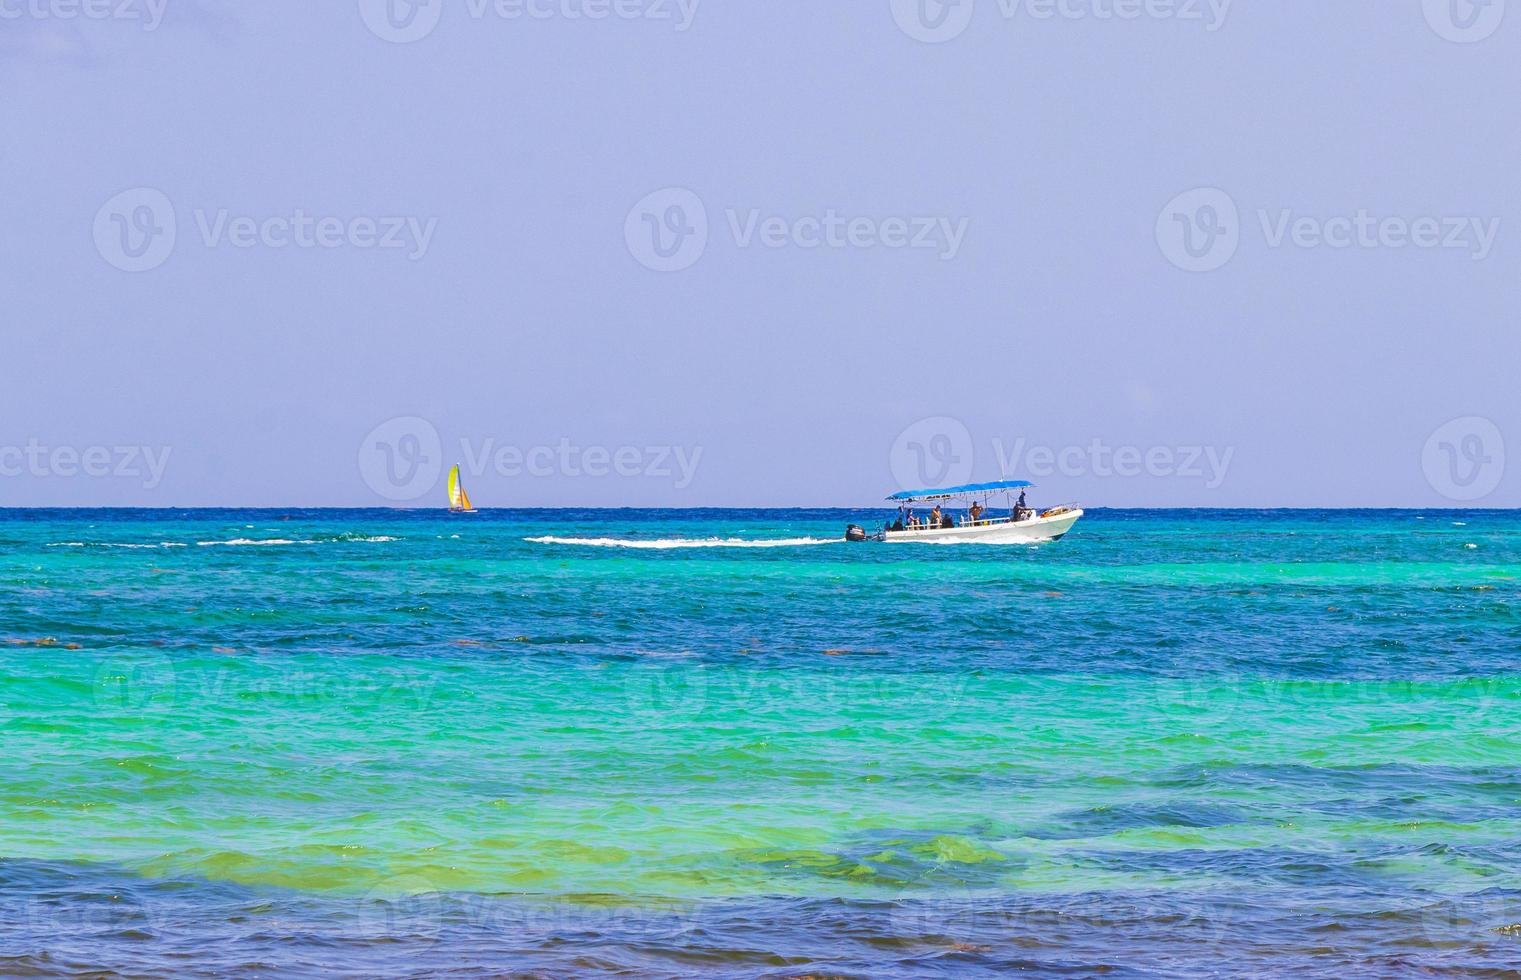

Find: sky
[1,0,1516,508]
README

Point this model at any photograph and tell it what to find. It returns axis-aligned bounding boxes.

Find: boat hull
[883,509,1082,544]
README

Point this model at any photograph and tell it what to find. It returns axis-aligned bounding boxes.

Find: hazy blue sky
[2,0,1515,507]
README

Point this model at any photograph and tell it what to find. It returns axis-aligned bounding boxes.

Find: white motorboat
[845,480,1082,544]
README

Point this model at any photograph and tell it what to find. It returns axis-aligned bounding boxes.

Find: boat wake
[48,536,398,549]
[525,535,840,550]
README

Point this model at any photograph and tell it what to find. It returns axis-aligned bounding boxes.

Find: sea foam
[525,535,839,549]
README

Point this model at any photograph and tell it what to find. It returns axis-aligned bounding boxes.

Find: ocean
[1,508,1517,977]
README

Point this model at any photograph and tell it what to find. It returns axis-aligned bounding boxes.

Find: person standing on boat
[930,504,942,528]
[1014,489,1028,521]
[969,501,983,523]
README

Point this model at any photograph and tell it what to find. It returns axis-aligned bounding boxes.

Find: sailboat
[447,465,477,514]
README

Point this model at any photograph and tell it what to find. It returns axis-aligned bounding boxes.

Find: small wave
[198,534,399,547]
[197,536,398,547]
[197,538,307,547]
[526,535,840,550]
[47,542,187,550]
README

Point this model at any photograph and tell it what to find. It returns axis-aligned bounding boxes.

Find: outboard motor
[844,524,869,542]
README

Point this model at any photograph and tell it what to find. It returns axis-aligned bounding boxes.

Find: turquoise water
[1,508,1519,976]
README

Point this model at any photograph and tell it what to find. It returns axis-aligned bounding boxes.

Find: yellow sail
[448,465,475,512]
